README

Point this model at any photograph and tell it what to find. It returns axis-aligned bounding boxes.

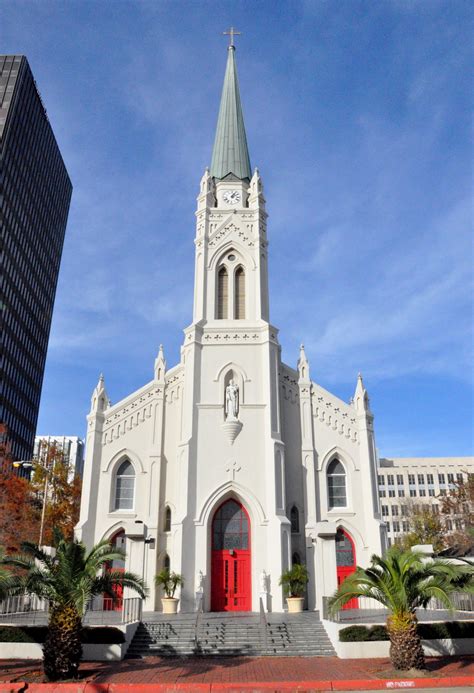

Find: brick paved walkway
[0,655,473,685]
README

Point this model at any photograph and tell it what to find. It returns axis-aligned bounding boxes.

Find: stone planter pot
[162,597,179,614]
[286,597,304,613]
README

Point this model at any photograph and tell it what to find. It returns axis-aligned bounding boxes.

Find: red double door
[336,527,358,609]
[211,500,251,612]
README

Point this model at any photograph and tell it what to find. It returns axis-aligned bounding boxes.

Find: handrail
[259,597,268,655]
[194,594,203,652]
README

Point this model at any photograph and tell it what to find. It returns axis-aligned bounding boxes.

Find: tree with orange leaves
[30,440,82,546]
[0,424,40,553]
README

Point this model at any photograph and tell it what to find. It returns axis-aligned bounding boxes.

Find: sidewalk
[0,655,473,690]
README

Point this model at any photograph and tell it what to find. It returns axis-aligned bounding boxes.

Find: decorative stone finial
[154,344,166,382]
[298,343,310,382]
[90,373,109,414]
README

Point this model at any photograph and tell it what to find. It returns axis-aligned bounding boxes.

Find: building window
[402,521,409,532]
[427,474,434,484]
[164,506,171,532]
[397,475,404,486]
[217,266,229,319]
[388,490,395,497]
[410,490,416,497]
[380,490,386,498]
[448,473,455,484]
[457,473,463,483]
[428,489,435,497]
[419,489,426,497]
[114,460,135,510]
[378,475,385,486]
[418,474,425,485]
[327,459,347,509]
[290,506,300,533]
[446,519,453,531]
[438,474,445,485]
[387,474,394,485]
[408,474,415,485]
[392,506,399,516]
[393,521,400,532]
[432,505,439,514]
[234,266,245,319]
[382,505,389,516]
[292,552,301,565]
[164,554,170,571]
[398,490,405,498]
[401,505,408,516]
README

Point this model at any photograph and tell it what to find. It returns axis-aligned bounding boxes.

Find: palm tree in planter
[1,539,147,681]
[329,546,473,671]
[155,569,184,613]
[279,563,309,612]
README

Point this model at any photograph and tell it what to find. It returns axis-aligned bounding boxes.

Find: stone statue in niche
[225,380,239,420]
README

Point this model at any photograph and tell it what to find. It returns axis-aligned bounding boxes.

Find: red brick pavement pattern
[0,656,473,685]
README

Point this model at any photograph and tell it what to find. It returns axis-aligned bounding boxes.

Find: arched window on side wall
[217,266,228,319]
[327,459,347,509]
[290,506,300,533]
[234,266,245,319]
[114,460,135,510]
[164,506,171,532]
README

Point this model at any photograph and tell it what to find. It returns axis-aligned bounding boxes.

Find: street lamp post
[13,458,51,547]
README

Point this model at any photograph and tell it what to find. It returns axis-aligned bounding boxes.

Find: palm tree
[329,547,473,670]
[1,538,147,681]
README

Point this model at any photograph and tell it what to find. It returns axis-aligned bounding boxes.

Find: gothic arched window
[114,460,135,510]
[234,266,245,319]
[164,506,171,532]
[217,266,229,319]
[290,506,300,533]
[327,459,347,509]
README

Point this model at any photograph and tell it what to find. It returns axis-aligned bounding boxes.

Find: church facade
[76,44,386,614]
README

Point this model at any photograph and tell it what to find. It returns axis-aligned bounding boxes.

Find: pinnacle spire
[210,44,252,181]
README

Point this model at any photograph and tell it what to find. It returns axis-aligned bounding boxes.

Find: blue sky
[3,1,473,457]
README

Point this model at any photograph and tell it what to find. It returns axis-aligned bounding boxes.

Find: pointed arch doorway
[335,527,358,609]
[211,499,251,611]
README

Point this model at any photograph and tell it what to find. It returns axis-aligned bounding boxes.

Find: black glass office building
[1,55,72,461]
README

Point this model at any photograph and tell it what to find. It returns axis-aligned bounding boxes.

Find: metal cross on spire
[223,26,241,48]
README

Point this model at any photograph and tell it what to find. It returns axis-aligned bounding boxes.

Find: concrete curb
[0,676,472,692]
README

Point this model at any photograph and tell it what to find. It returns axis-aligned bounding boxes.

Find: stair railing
[194,593,203,652]
[259,596,268,655]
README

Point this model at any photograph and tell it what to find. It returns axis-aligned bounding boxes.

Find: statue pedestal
[222,419,242,445]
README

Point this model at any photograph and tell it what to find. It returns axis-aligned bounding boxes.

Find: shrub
[82,627,125,644]
[0,626,124,644]
[417,622,474,640]
[367,625,390,641]
[339,622,474,642]
[339,626,373,642]
[0,626,47,643]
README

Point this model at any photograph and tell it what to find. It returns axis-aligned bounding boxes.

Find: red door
[211,500,251,611]
[335,528,358,610]
[105,530,126,611]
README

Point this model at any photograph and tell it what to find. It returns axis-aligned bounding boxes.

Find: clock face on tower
[223,189,241,205]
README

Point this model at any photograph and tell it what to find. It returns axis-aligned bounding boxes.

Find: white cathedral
[77,43,386,614]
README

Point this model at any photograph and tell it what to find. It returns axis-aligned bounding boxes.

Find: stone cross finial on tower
[223,26,241,48]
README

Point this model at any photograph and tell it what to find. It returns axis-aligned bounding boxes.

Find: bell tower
[193,42,269,325]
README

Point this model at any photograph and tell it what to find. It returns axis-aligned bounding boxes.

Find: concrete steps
[126,611,336,658]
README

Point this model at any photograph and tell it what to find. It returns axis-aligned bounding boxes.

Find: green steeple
[210,46,252,181]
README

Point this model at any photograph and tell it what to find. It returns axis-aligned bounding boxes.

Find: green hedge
[339,622,474,642]
[0,626,125,644]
